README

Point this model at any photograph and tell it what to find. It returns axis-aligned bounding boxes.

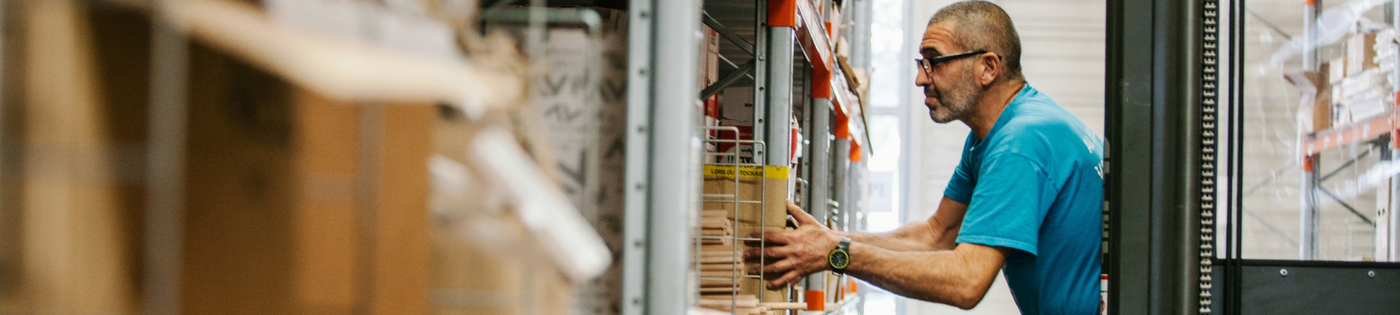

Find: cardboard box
[1348,33,1378,77]
[1329,56,1348,84]
[701,165,790,302]
[3,2,144,313]
[700,24,721,138]
[182,42,433,315]
[1284,67,1332,132]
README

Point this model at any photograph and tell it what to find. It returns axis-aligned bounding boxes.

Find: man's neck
[963,79,1026,141]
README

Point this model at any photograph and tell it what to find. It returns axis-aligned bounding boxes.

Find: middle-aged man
[745,1,1104,313]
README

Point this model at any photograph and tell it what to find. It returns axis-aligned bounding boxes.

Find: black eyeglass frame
[916,50,991,76]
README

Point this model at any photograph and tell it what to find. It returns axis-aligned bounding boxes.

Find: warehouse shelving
[1294,0,1400,262]
[619,0,870,314]
[139,1,611,315]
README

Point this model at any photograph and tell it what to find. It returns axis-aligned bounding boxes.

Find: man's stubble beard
[927,62,980,124]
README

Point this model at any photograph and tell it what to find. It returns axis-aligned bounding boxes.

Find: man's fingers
[767,271,804,289]
[787,200,819,225]
[742,244,791,260]
[746,231,788,245]
[761,257,796,274]
[764,246,793,259]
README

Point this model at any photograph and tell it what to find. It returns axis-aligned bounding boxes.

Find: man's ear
[978,53,1000,87]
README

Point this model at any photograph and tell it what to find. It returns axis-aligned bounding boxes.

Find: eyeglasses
[916,50,989,77]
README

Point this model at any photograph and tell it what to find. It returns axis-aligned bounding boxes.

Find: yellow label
[703,165,790,179]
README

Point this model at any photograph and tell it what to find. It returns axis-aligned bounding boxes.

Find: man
[745,1,1104,313]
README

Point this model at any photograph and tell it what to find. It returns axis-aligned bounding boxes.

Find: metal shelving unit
[619,0,871,313]
[1294,0,1400,262]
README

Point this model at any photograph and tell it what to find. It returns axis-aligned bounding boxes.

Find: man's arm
[833,196,968,252]
[747,202,1005,310]
[845,242,1008,310]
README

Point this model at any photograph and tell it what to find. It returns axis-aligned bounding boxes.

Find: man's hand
[743,200,842,289]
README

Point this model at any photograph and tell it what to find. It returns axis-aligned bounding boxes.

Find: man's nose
[915,70,931,87]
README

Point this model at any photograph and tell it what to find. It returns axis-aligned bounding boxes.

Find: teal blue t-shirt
[943,84,1103,315]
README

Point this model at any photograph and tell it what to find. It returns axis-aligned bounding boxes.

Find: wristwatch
[828,236,852,274]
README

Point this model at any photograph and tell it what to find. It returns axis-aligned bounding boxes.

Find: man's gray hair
[929,1,1022,80]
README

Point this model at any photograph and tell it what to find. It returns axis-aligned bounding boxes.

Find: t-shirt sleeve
[943,142,976,204]
[954,153,1054,256]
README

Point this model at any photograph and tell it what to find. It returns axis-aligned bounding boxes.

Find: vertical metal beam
[849,0,871,70]
[805,98,831,294]
[1299,0,1322,263]
[1302,1,1320,71]
[1389,0,1400,263]
[834,138,849,231]
[1377,150,1392,261]
[1302,157,1320,260]
[1106,0,1208,312]
[766,28,794,167]
[622,0,654,314]
[753,0,769,161]
[633,0,702,314]
[1167,0,1203,312]
[1388,145,1400,262]
[1106,0,1155,313]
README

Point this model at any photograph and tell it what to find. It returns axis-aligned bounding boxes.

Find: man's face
[915,22,980,124]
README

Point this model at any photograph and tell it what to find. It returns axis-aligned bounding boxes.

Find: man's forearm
[844,243,997,310]
[837,221,953,252]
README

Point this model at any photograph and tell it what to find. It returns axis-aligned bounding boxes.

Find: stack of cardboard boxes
[1319,30,1396,131]
[696,165,801,314]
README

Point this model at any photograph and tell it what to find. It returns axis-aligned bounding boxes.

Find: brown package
[701,165,791,302]
[1347,33,1378,77]
[182,43,433,315]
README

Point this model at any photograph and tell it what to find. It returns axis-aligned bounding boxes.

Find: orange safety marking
[849,140,863,162]
[805,290,825,311]
[769,0,797,27]
[1302,155,1315,172]
[812,68,832,98]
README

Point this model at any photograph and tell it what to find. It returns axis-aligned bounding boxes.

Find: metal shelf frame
[621,0,871,313]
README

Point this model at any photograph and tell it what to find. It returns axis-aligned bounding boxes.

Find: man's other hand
[743,200,842,289]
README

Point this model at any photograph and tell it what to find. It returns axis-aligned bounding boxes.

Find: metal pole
[622,0,655,314]
[1300,0,1322,261]
[1389,0,1400,263]
[753,0,769,161]
[834,138,850,231]
[804,98,831,294]
[1392,148,1400,261]
[1379,149,1394,261]
[1302,156,1320,260]
[766,28,793,167]
[1303,1,1319,71]
[647,0,701,313]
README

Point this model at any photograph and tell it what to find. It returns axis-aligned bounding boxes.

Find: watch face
[829,250,850,269]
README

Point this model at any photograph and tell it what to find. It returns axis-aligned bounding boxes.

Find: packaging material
[1268,0,1390,66]
[1338,68,1392,121]
[717,87,757,164]
[485,7,629,315]
[1347,33,1379,76]
[1284,68,1332,133]
[700,23,721,144]
[1329,56,1348,84]
[2,2,141,313]
[182,42,434,314]
[700,165,791,303]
